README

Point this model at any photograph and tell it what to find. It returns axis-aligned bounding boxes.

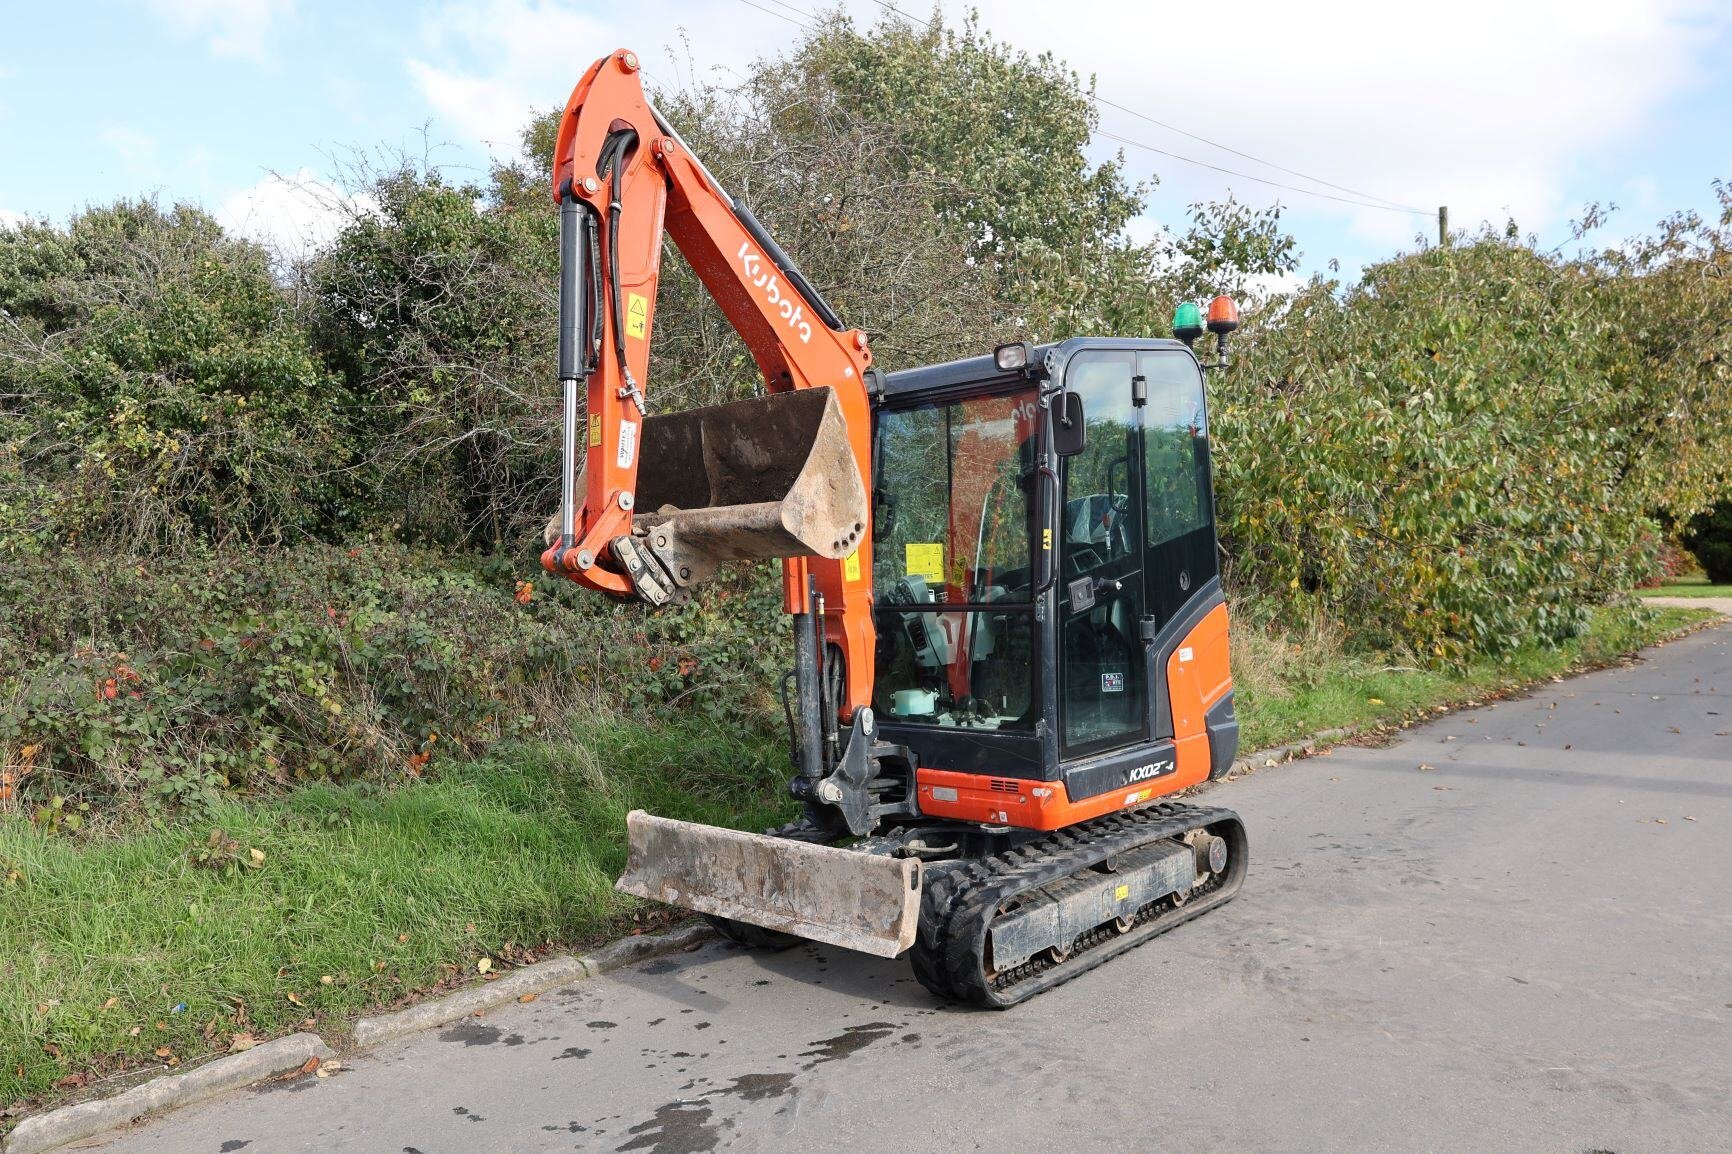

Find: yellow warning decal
[625,292,648,339]
[587,413,602,448]
[904,543,944,583]
[843,550,861,582]
[1114,884,1130,901]
[1042,527,1053,551]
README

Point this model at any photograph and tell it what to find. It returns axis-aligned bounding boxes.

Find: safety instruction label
[904,543,944,583]
[843,550,861,582]
[625,293,648,340]
[617,420,638,468]
[588,413,602,448]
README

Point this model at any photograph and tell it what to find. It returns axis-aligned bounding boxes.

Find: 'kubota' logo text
[739,243,812,344]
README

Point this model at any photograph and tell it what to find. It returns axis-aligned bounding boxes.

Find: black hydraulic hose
[597,131,640,400]
[586,208,603,370]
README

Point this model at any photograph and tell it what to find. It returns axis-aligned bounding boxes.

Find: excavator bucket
[615,811,923,958]
[631,386,868,589]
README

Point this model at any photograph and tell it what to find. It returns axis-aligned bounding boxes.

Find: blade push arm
[539,49,877,716]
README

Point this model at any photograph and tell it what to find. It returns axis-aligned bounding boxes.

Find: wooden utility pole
[1439,205,1449,247]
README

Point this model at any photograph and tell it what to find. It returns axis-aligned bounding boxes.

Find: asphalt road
[96,624,1732,1154]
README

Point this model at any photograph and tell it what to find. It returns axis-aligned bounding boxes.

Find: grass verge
[1232,604,1717,754]
[3,603,1717,1116]
[3,715,790,1111]
[1646,576,1732,598]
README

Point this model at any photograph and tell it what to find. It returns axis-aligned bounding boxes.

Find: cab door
[1057,350,1148,756]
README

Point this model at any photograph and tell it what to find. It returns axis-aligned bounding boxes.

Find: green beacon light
[1172,301,1205,348]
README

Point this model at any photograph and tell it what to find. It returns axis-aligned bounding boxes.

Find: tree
[0,201,352,552]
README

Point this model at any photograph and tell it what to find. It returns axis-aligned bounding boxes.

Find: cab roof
[878,337,1193,403]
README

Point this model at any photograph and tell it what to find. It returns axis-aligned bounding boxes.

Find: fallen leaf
[296,1056,320,1076]
[1433,785,1455,791]
[476,957,492,974]
[128,1026,141,1037]
[1367,697,1385,706]
[286,992,305,1006]
[397,933,409,944]
[1656,818,1668,825]
[517,993,538,1004]
[315,1060,343,1079]
[319,975,334,985]
[1684,815,1697,822]
[229,1033,258,1053]
[1417,763,1436,772]
[249,848,265,866]
[154,1047,173,1059]
[101,997,118,1010]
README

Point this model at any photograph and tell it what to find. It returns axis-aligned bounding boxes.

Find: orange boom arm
[540,49,877,716]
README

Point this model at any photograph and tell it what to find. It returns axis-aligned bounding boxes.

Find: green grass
[1234,605,1716,757]
[2,716,791,1108]
[3,603,1717,1113]
[1646,575,1732,598]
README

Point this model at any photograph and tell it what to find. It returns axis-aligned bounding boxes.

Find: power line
[734,0,810,28]
[864,0,1428,218]
[1093,95,1428,214]
[1096,128,1432,216]
[759,0,821,22]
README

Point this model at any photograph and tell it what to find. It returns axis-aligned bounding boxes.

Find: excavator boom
[541,49,902,950]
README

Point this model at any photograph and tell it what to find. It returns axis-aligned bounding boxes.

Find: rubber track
[910,802,1247,1007]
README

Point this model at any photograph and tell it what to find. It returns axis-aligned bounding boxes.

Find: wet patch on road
[551,1046,591,1061]
[799,1022,898,1069]
[615,1100,722,1154]
[451,1105,485,1123]
[439,1021,525,1048]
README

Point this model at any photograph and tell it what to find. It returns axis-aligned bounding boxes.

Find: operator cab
[870,338,1237,814]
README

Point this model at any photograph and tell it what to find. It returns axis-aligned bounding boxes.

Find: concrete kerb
[351,920,714,1048]
[2,922,714,1154]
[3,1034,331,1154]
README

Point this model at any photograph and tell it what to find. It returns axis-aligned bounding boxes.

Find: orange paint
[539,50,878,715]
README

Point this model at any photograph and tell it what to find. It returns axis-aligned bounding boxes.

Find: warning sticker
[843,550,861,582]
[625,293,648,340]
[617,420,638,468]
[587,413,602,448]
[1101,671,1125,694]
[904,543,944,583]
[1042,527,1053,551]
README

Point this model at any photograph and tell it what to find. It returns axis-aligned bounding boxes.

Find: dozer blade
[631,386,868,589]
[615,811,922,959]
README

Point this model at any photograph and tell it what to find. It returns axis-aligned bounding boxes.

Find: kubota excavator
[542,49,1247,1006]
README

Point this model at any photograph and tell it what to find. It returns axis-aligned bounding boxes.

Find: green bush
[0,202,359,551]
[0,544,790,811]
[1682,501,1732,583]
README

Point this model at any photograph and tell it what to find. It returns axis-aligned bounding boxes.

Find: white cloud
[942,0,1724,245]
[218,169,375,259]
[404,0,806,156]
[145,0,294,62]
[0,208,24,231]
[98,126,159,173]
[406,0,616,154]
[401,0,1725,258]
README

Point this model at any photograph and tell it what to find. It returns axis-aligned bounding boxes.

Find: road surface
[95,624,1732,1153]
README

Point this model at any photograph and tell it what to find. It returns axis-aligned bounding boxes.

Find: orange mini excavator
[543,49,1247,1006]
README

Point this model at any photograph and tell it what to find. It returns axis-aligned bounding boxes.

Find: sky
[2,0,1730,283]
